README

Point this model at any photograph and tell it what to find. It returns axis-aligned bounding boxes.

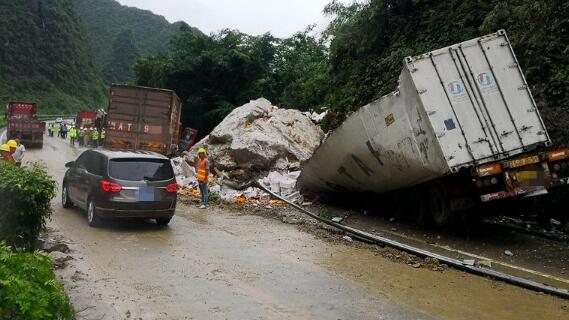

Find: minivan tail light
[100,180,122,193]
[166,183,178,193]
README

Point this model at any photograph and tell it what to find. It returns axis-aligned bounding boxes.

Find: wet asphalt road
[24,133,569,320]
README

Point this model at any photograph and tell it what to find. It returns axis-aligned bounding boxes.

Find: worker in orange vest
[195,147,210,209]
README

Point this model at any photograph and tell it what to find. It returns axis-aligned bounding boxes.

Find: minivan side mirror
[65,161,75,168]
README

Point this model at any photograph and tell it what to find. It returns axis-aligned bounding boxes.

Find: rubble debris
[463,259,476,266]
[331,217,344,223]
[477,260,492,268]
[43,241,70,253]
[342,236,353,242]
[48,251,73,269]
[188,98,324,183]
[504,250,514,257]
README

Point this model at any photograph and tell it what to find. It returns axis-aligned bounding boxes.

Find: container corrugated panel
[298,30,551,194]
[406,29,550,170]
[105,85,182,155]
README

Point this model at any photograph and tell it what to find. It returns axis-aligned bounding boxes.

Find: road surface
[26,134,569,320]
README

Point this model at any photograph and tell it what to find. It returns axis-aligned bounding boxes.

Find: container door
[458,30,549,154]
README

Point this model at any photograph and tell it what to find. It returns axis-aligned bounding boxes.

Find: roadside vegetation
[0,162,74,319]
[134,0,569,144]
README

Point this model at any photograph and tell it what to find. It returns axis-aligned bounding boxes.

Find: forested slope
[0,0,106,113]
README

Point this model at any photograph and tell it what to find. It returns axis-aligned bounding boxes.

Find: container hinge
[500,42,508,47]
[518,85,528,90]
[417,89,427,94]
[437,132,446,138]
[474,138,488,144]
[537,131,546,136]
[508,63,519,68]
[520,125,533,132]
[526,108,536,112]
[500,130,514,138]
[427,110,436,116]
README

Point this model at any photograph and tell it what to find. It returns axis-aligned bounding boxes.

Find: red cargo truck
[75,111,98,129]
[5,102,45,148]
[104,85,183,156]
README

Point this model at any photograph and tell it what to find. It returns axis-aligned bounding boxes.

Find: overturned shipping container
[299,30,569,226]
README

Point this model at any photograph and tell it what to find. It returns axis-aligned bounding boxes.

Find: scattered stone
[390,228,397,232]
[342,236,353,242]
[463,259,475,266]
[331,217,343,223]
[550,218,561,226]
[48,251,73,269]
[477,260,493,268]
[43,241,70,253]
[411,263,422,268]
[282,217,300,225]
[504,250,514,257]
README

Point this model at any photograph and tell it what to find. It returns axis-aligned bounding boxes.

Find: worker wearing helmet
[12,139,26,167]
[1,143,15,164]
[7,140,17,152]
[195,147,210,209]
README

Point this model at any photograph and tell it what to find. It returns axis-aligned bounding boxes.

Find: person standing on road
[12,139,25,167]
[100,128,106,146]
[84,128,91,147]
[61,124,68,139]
[195,148,210,209]
[2,143,15,164]
[78,127,84,147]
[91,129,99,147]
[48,124,55,137]
[69,126,77,146]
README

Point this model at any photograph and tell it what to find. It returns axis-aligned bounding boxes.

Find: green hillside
[73,0,191,84]
[0,0,106,114]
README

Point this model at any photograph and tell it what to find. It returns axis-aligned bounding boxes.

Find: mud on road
[27,135,569,320]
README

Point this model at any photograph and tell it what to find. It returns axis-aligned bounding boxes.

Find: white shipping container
[298,30,551,194]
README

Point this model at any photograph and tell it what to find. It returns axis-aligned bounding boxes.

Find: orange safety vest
[4,154,15,164]
[197,158,209,183]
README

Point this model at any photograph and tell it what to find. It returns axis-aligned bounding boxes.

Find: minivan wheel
[156,218,171,226]
[62,184,73,209]
[87,200,101,227]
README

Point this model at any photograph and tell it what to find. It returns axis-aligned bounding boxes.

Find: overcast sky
[116,0,354,38]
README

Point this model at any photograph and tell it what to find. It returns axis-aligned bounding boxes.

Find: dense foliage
[0,0,106,114]
[0,244,74,320]
[74,0,193,83]
[0,162,57,250]
[321,0,569,143]
[134,0,569,146]
[135,25,329,136]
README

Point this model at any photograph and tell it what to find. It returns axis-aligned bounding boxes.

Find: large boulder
[189,98,324,182]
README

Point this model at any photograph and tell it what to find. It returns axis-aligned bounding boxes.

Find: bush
[0,162,56,250]
[0,244,74,320]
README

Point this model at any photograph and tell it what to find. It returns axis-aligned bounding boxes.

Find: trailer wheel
[428,184,453,227]
[412,190,430,226]
[390,192,410,222]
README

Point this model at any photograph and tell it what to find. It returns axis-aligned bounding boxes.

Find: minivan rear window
[109,159,174,181]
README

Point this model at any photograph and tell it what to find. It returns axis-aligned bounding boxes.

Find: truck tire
[428,183,454,227]
[411,190,430,226]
